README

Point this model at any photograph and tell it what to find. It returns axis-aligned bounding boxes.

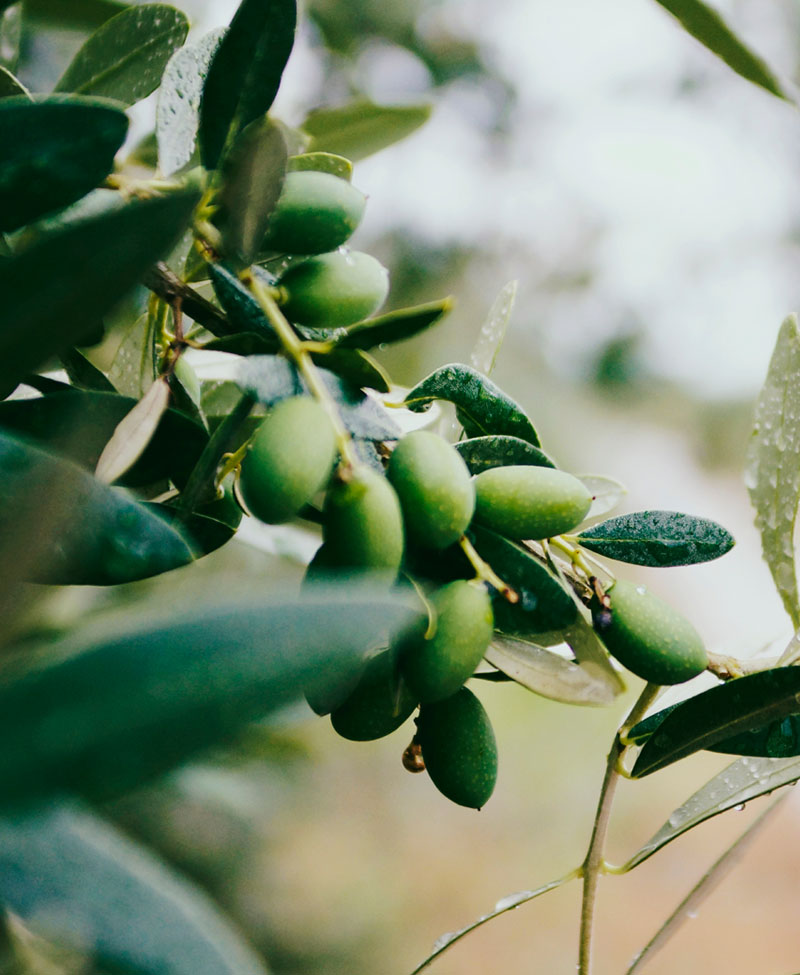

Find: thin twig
[143,262,232,337]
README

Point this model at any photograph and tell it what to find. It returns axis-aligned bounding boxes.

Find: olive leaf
[745,315,800,628]
[454,435,555,474]
[199,0,297,169]
[54,4,189,106]
[652,0,790,101]
[576,474,627,520]
[632,667,800,777]
[288,151,353,181]
[60,348,116,392]
[333,298,453,350]
[209,264,278,342]
[0,65,26,98]
[577,510,734,567]
[301,100,432,161]
[23,0,125,28]
[94,378,171,484]
[404,363,540,446]
[0,98,128,232]
[470,280,517,376]
[0,802,269,975]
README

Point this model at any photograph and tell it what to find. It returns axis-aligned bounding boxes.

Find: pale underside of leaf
[575,474,627,521]
[470,280,517,377]
[95,377,170,483]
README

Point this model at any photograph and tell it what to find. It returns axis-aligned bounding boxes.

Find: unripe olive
[400,580,493,703]
[277,250,390,327]
[330,649,418,741]
[473,466,592,540]
[239,396,336,524]
[417,688,498,809]
[591,579,707,685]
[387,431,475,550]
[323,467,404,570]
[261,171,366,255]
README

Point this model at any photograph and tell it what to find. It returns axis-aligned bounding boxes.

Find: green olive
[239,396,336,524]
[330,649,418,741]
[323,467,404,571]
[473,466,591,540]
[417,687,498,809]
[277,250,390,327]
[591,579,707,685]
[261,171,366,255]
[399,580,494,703]
[387,431,475,550]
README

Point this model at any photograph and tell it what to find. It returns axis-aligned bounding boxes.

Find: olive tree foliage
[0,0,797,972]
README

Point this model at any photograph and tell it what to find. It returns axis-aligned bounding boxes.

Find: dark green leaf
[0,430,194,585]
[0,586,418,803]
[146,504,237,556]
[0,389,207,487]
[218,117,287,265]
[157,28,225,177]
[0,802,270,975]
[404,363,540,446]
[334,297,453,350]
[469,525,578,635]
[0,98,127,232]
[315,347,390,393]
[60,347,116,392]
[301,100,432,161]
[454,435,555,474]
[0,189,200,393]
[199,0,297,169]
[209,264,278,342]
[577,510,735,567]
[0,65,26,98]
[624,754,800,870]
[633,667,800,777]
[23,0,126,29]
[288,151,352,180]
[54,4,189,106]
[203,332,275,356]
[653,0,789,100]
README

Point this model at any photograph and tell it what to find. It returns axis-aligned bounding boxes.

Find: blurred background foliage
[7,0,800,972]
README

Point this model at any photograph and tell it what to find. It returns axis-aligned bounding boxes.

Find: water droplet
[733,803,745,812]
[433,932,456,951]
[636,585,647,595]
[494,891,531,912]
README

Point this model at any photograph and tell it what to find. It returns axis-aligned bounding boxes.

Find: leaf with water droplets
[54,4,189,106]
[470,280,516,376]
[624,753,800,870]
[745,315,800,628]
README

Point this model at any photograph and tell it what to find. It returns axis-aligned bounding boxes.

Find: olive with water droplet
[276,250,389,327]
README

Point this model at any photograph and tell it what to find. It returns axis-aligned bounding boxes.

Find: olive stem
[578,682,662,975]
[549,535,599,582]
[242,268,359,471]
[458,535,519,603]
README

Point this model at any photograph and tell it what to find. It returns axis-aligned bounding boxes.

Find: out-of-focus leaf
[0,4,20,72]
[60,347,116,392]
[485,633,619,705]
[95,378,170,483]
[0,98,127,232]
[0,190,199,393]
[469,525,577,635]
[198,0,296,169]
[563,614,625,696]
[23,0,125,28]
[0,586,418,804]
[0,430,193,585]
[454,435,555,474]
[624,754,800,870]
[576,474,627,520]
[0,802,269,975]
[577,510,734,567]
[316,348,391,393]
[0,66,26,98]
[745,315,800,627]
[288,151,352,180]
[653,0,790,101]
[157,28,225,176]
[405,363,539,446]
[147,505,236,556]
[334,298,453,350]
[54,4,189,106]
[0,389,207,486]
[632,667,800,777]
[470,280,516,376]
[218,117,287,265]
[301,100,431,161]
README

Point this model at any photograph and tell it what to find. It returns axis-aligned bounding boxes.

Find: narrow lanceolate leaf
[199,0,297,169]
[23,0,125,28]
[576,475,627,520]
[471,280,516,376]
[0,587,417,804]
[632,667,800,777]
[95,378,171,483]
[288,151,352,181]
[563,615,626,696]
[218,117,288,265]
[745,315,800,627]
[485,633,620,705]
[454,435,555,474]
[577,510,735,567]
[0,802,269,975]
[301,100,432,162]
[157,28,225,176]
[334,297,453,350]
[54,4,189,106]
[209,263,278,342]
[0,98,127,232]
[404,363,540,446]
[0,65,26,99]
[60,347,116,392]
[0,190,200,394]
[653,0,790,101]
[624,754,800,870]
[0,430,193,585]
